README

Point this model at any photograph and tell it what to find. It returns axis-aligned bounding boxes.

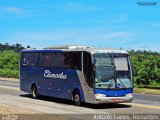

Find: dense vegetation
[129,50,160,88]
[0,43,25,78]
[0,43,159,88]
[0,51,19,78]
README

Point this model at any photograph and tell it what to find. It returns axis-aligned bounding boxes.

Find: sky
[0,0,159,52]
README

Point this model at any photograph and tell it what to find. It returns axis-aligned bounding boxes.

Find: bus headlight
[95,93,106,97]
[126,93,133,97]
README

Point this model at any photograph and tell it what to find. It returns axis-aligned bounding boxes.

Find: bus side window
[39,53,53,68]
[70,52,82,70]
[83,52,93,88]
[54,53,65,68]
[44,54,52,67]
[22,53,28,66]
[22,53,32,66]
[64,53,74,68]
[64,53,72,68]
[54,52,82,70]
[22,53,39,67]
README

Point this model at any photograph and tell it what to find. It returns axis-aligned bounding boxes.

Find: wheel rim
[32,87,37,98]
[75,94,80,103]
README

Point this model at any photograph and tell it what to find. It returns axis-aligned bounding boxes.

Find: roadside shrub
[129,50,160,86]
[0,69,19,78]
[0,50,19,78]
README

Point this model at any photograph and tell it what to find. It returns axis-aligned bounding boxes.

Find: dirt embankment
[0,77,19,81]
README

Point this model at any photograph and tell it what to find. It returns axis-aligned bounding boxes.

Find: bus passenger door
[80,52,95,103]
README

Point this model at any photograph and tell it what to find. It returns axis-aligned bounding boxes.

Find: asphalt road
[0,80,160,120]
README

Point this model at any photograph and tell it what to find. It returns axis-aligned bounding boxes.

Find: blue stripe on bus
[94,88,133,97]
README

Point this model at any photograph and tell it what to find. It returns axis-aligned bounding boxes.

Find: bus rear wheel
[31,85,38,99]
[73,91,81,106]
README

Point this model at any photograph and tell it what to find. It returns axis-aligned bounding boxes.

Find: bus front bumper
[94,93,133,104]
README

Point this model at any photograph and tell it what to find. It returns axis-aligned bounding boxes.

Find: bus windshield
[93,53,132,89]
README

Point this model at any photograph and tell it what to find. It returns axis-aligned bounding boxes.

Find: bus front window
[93,54,116,89]
[93,53,132,89]
[114,57,132,88]
[95,66,116,89]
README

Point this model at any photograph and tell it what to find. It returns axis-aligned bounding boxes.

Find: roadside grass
[134,87,160,95]
[0,69,19,78]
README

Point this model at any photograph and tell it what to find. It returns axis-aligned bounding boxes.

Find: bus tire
[31,85,38,99]
[73,91,81,106]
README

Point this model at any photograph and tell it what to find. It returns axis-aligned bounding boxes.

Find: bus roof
[21,45,128,54]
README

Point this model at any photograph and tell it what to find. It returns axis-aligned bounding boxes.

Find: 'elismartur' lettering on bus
[44,70,67,79]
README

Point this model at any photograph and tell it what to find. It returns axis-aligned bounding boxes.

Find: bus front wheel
[73,91,81,106]
[31,85,38,99]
